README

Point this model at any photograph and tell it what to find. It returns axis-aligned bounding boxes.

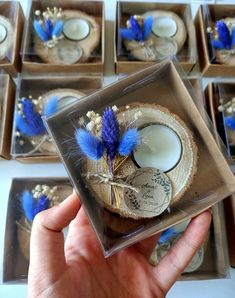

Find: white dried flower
[134,111,142,120]
[227,107,233,114]
[125,105,130,109]
[19,140,24,146]
[86,121,95,131]
[95,116,102,125]
[207,27,212,33]
[112,105,118,112]
[218,105,224,112]
[35,185,42,191]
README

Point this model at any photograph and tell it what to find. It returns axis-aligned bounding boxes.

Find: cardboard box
[204,82,235,268]
[115,2,197,75]
[11,75,103,163]
[0,1,25,77]
[224,195,235,268]
[204,82,235,162]
[45,60,235,256]
[0,73,15,160]
[1,178,72,284]
[22,0,104,74]
[195,5,235,77]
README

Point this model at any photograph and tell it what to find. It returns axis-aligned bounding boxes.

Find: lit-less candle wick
[133,124,182,172]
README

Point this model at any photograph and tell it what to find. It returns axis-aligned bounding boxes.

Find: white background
[0,0,235,297]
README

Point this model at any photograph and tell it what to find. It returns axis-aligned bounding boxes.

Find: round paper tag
[57,43,83,64]
[154,38,178,58]
[124,167,172,218]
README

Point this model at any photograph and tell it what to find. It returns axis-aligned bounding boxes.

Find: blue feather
[231,27,235,48]
[33,195,50,218]
[143,16,153,40]
[130,16,144,41]
[224,115,235,130]
[15,113,39,137]
[20,99,46,136]
[211,39,225,50]
[159,227,177,244]
[217,21,231,49]
[52,20,63,37]
[75,128,105,160]
[120,28,137,41]
[45,19,53,39]
[20,190,35,223]
[43,96,58,117]
[118,128,139,156]
[33,20,49,42]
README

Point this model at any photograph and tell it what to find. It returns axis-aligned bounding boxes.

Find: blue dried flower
[75,128,105,160]
[20,190,35,223]
[216,21,231,50]
[211,39,225,50]
[33,195,50,218]
[118,128,139,156]
[52,20,63,37]
[224,115,235,130]
[16,99,46,137]
[33,20,49,42]
[159,227,177,244]
[231,27,235,48]
[45,18,53,39]
[101,107,119,161]
[121,15,153,42]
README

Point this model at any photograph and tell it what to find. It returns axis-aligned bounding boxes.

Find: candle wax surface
[57,96,79,110]
[152,16,177,38]
[134,124,182,172]
[63,18,90,41]
[0,24,7,43]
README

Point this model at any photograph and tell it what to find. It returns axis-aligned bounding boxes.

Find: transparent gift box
[0,72,15,160]
[21,0,104,73]
[115,1,197,75]
[0,1,24,76]
[11,75,103,163]
[44,60,235,257]
[1,178,72,284]
[196,4,235,77]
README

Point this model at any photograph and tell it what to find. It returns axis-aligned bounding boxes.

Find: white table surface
[0,0,235,297]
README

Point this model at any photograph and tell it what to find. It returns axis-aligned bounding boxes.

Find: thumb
[28,193,80,289]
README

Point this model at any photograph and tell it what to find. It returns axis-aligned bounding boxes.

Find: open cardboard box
[0,1,24,76]
[195,4,235,77]
[22,0,104,74]
[115,2,197,75]
[204,81,235,268]
[0,73,15,160]
[45,60,235,256]
[0,178,71,284]
[11,75,103,163]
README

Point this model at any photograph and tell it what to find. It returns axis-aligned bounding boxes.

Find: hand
[28,193,211,298]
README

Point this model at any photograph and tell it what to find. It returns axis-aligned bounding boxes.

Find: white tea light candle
[133,124,182,172]
[152,16,177,38]
[63,18,90,41]
[58,96,79,110]
[0,24,7,43]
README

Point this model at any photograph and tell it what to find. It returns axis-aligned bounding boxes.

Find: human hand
[28,193,211,298]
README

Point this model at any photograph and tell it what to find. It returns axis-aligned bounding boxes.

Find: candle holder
[11,75,102,163]
[115,2,197,75]
[0,2,24,76]
[2,178,72,283]
[22,1,104,73]
[44,60,235,257]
